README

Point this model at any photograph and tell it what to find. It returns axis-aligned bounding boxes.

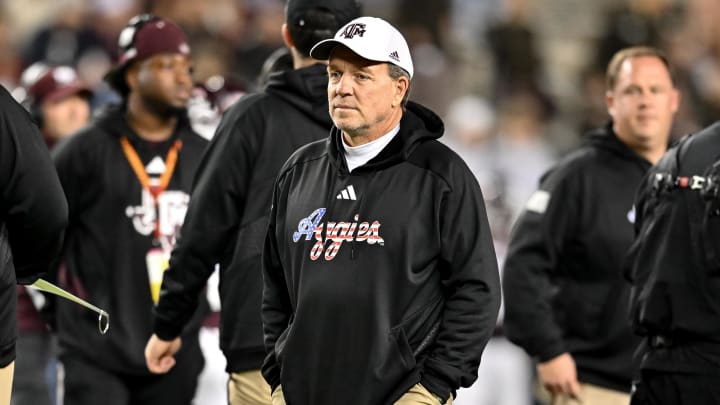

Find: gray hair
[388,63,411,108]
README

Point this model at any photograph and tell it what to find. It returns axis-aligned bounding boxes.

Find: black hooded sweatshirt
[51,105,208,374]
[502,124,647,392]
[262,101,501,405]
[0,86,67,368]
[153,63,335,372]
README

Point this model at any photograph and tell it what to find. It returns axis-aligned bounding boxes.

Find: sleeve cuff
[153,316,184,341]
[536,341,566,363]
[420,371,453,404]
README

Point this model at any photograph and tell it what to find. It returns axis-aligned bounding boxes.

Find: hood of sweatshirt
[586,122,653,171]
[265,63,333,129]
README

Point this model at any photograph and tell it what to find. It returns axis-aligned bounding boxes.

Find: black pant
[59,338,204,405]
[631,369,720,405]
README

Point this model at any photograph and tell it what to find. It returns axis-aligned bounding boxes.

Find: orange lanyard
[120,136,183,238]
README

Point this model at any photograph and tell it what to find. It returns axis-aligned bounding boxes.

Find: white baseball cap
[310,16,414,79]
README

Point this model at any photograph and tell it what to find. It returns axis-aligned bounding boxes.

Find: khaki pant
[0,361,14,405]
[549,383,630,405]
[228,370,272,405]
[271,383,452,405]
[395,383,452,405]
[271,385,285,405]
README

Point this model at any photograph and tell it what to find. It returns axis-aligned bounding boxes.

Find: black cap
[286,0,361,30]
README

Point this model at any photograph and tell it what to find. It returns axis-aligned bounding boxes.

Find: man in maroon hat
[49,14,209,405]
[144,1,361,404]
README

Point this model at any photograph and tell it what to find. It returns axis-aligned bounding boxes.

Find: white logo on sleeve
[525,190,551,214]
[336,185,357,200]
[627,205,636,224]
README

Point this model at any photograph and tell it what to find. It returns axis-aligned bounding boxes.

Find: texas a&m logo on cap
[340,23,366,39]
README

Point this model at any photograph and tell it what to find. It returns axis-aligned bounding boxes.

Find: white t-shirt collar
[342,124,400,172]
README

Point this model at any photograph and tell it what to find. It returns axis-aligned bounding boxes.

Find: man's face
[606,55,679,152]
[327,46,407,145]
[41,94,91,141]
[131,53,193,112]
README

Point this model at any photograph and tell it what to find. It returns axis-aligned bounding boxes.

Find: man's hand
[537,352,581,399]
[145,334,182,374]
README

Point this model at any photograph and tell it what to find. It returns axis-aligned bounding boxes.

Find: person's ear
[605,90,615,118]
[393,75,409,107]
[281,24,295,49]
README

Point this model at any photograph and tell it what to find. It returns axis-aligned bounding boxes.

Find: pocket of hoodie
[389,326,417,370]
[274,316,294,368]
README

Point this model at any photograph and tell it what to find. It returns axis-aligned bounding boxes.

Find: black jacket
[502,124,647,392]
[0,86,67,367]
[153,64,334,372]
[51,105,208,374]
[262,101,501,405]
[626,121,720,374]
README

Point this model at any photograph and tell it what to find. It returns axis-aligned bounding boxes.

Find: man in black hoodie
[144,1,361,404]
[51,15,208,405]
[262,16,501,405]
[0,85,68,405]
[502,46,679,405]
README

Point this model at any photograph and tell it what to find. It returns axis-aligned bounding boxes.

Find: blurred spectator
[16,63,92,147]
[232,0,286,86]
[50,14,209,405]
[21,0,111,72]
[485,0,548,104]
[442,95,534,405]
[493,90,557,221]
[594,0,681,71]
[188,75,246,140]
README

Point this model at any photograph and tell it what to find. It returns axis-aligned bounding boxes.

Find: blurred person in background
[16,63,93,148]
[144,1,361,404]
[188,75,246,140]
[442,95,536,405]
[502,46,679,405]
[22,0,111,75]
[10,62,92,405]
[50,14,208,405]
[0,84,68,405]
